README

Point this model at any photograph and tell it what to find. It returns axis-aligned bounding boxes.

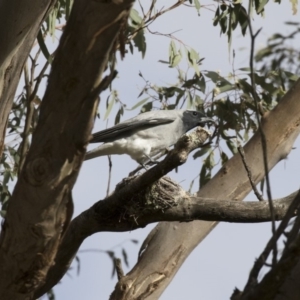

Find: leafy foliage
[255,22,300,101]
[213,2,248,47]
[2,0,300,207]
[127,9,147,58]
[1,0,300,299]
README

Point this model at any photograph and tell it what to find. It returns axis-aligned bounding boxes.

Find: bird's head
[182,110,215,130]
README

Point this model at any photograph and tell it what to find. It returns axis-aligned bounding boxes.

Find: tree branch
[0,0,56,159]
[0,0,134,299]
[247,1,276,263]
[35,146,298,298]
[110,78,300,299]
[35,125,211,297]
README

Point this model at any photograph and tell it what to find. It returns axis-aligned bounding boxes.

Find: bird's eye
[192,112,198,116]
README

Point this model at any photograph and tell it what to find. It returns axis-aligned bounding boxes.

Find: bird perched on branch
[85,109,213,166]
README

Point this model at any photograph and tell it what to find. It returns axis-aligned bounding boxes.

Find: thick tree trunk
[0,0,134,299]
[0,0,56,158]
[110,80,300,299]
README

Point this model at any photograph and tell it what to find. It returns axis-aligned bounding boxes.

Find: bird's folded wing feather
[90,118,175,143]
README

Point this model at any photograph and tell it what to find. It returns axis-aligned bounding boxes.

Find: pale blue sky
[12,1,300,299]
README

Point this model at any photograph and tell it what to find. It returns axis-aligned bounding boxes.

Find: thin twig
[138,0,146,18]
[18,62,35,174]
[18,50,55,174]
[29,52,54,103]
[30,49,41,84]
[114,258,124,280]
[125,0,187,47]
[247,0,276,264]
[237,145,264,201]
[106,155,112,197]
[23,61,32,96]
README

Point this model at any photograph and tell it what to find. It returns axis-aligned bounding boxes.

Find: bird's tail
[84,144,114,161]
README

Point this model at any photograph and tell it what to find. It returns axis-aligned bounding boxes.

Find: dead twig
[237,145,264,201]
[246,0,276,264]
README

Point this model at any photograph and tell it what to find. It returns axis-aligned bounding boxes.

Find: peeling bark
[0,0,56,158]
[0,0,134,299]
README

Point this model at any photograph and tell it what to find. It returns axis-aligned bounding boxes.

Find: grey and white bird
[85,109,213,165]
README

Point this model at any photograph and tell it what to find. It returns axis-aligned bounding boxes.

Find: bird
[85,109,213,165]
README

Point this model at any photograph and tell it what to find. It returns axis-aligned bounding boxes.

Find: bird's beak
[199,117,216,125]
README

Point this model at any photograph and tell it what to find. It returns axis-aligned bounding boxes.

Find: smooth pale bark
[35,184,300,297]
[0,0,56,157]
[0,0,134,299]
[110,80,300,299]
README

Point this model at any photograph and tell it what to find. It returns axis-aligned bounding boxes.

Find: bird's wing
[90,118,175,143]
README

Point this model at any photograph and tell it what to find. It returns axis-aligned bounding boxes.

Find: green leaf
[213,6,220,26]
[171,53,182,67]
[65,0,73,20]
[194,95,204,109]
[199,163,211,187]
[169,41,182,68]
[187,48,201,76]
[193,147,211,159]
[268,33,284,41]
[141,101,153,113]
[133,30,147,58]
[255,47,273,61]
[198,75,206,93]
[204,71,233,93]
[49,5,58,37]
[187,91,193,109]
[226,140,238,154]
[221,151,228,165]
[194,0,201,15]
[130,9,143,26]
[188,178,196,193]
[122,248,129,267]
[158,60,169,64]
[255,0,269,14]
[204,71,222,83]
[175,89,185,105]
[230,7,238,30]
[237,5,248,36]
[239,67,251,72]
[37,30,52,63]
[114,106,124,125]
[104,95,115,120]
[220,15,228,33]
[285,21,299,25]
[227,11,232,50]
[169,40,177,64]
[208,151,215,167]
[283,71,299,81]
[129,98,149,110]
[189,48,200,62]
[237,78,254,95]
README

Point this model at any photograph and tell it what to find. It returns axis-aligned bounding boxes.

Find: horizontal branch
[74,183,298,233]
[35,125,297,298]
[36,169,298,297]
